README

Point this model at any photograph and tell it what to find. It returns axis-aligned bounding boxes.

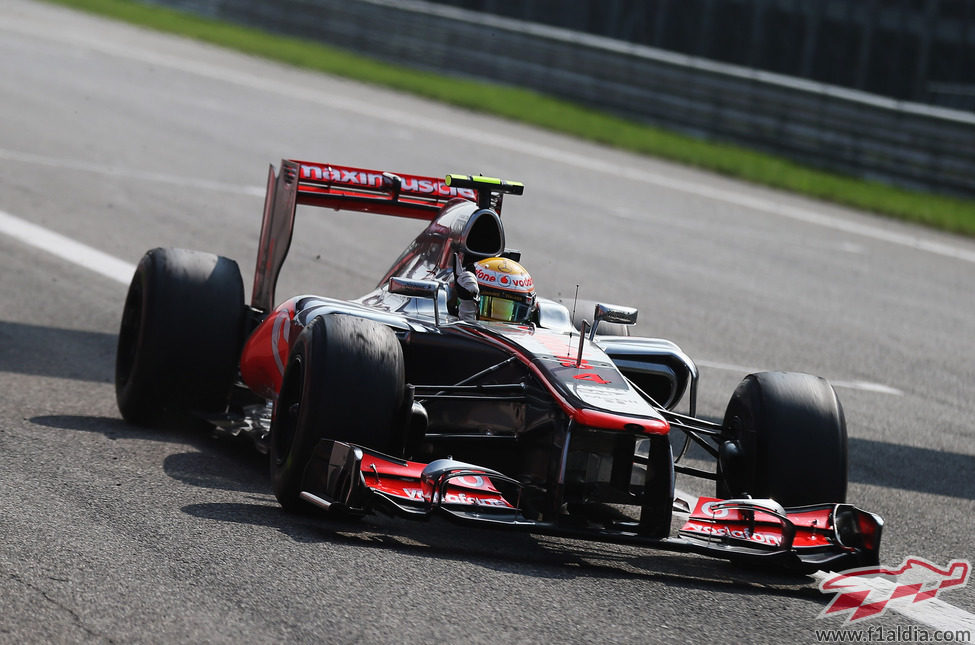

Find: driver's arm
[455,268,479,322]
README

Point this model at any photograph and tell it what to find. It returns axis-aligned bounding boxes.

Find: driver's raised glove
[455,270,479,321]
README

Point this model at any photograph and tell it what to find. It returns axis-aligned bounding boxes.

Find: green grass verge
[41,0,975,236]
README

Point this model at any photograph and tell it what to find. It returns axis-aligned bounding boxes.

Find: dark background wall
[434,0,975,112]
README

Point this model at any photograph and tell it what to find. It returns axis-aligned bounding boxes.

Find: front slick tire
[717,371,848,507]
[270,314,405,512]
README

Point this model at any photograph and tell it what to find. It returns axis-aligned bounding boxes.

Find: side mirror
[389,277,444,326]
[388,277,441,298]
[590,303,638,339]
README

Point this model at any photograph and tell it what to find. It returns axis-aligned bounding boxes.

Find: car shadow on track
[32,413,822,597]
[179,498,821,599]
[30,413,969,600]
[0,321,115,383]
[848,437,975,500]
[30,413,271,496]
[673,425,975,501]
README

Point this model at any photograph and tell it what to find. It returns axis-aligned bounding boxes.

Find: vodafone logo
[701,500,730,518]
[475,266,533,292]
[475,267,495,282]
[682,522,783,547]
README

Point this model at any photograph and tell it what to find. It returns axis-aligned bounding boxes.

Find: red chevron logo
[818,557,970,623]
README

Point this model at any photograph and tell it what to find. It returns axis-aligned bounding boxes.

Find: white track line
[696,359,904,396]
[0,148,264,196]
[0,209,134,284]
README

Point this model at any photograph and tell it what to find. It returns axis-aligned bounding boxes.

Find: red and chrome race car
[115,159,883,572]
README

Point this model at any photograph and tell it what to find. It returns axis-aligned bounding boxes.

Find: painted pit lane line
[0,148,266,197]
[696,359,905,397]
[0,209,134,284]
[1,208,901,397]
[6,13,975,266]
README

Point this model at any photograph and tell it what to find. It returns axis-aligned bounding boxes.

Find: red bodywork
[359,452,514,510]
[240,298,297,400]
[290,160,476,220]
[681,497,837,550]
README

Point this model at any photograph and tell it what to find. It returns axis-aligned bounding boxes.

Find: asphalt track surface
[2,2,974,643]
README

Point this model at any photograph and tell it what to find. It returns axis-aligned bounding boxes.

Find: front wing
[298,440,883,573]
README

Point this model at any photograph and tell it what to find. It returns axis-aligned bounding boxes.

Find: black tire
[270,314,405,511]
[115,248,245,425]
[717,371,847,506]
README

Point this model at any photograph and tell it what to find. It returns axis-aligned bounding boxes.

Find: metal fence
[143,0,975,197]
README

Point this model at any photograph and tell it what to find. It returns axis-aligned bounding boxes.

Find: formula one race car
[115,159,883,572]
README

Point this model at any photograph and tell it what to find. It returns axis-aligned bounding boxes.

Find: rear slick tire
[115,247,245,426]
[270,314,405,512]
[716,371,848,507]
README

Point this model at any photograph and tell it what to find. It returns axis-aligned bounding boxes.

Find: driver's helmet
[473,257,536,323]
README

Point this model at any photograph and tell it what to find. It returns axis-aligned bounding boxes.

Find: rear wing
[287,159,479,219]
[252,159,481,313]
[252,159,524,312]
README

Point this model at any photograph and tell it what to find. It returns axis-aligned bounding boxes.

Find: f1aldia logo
[818,556,970,623]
